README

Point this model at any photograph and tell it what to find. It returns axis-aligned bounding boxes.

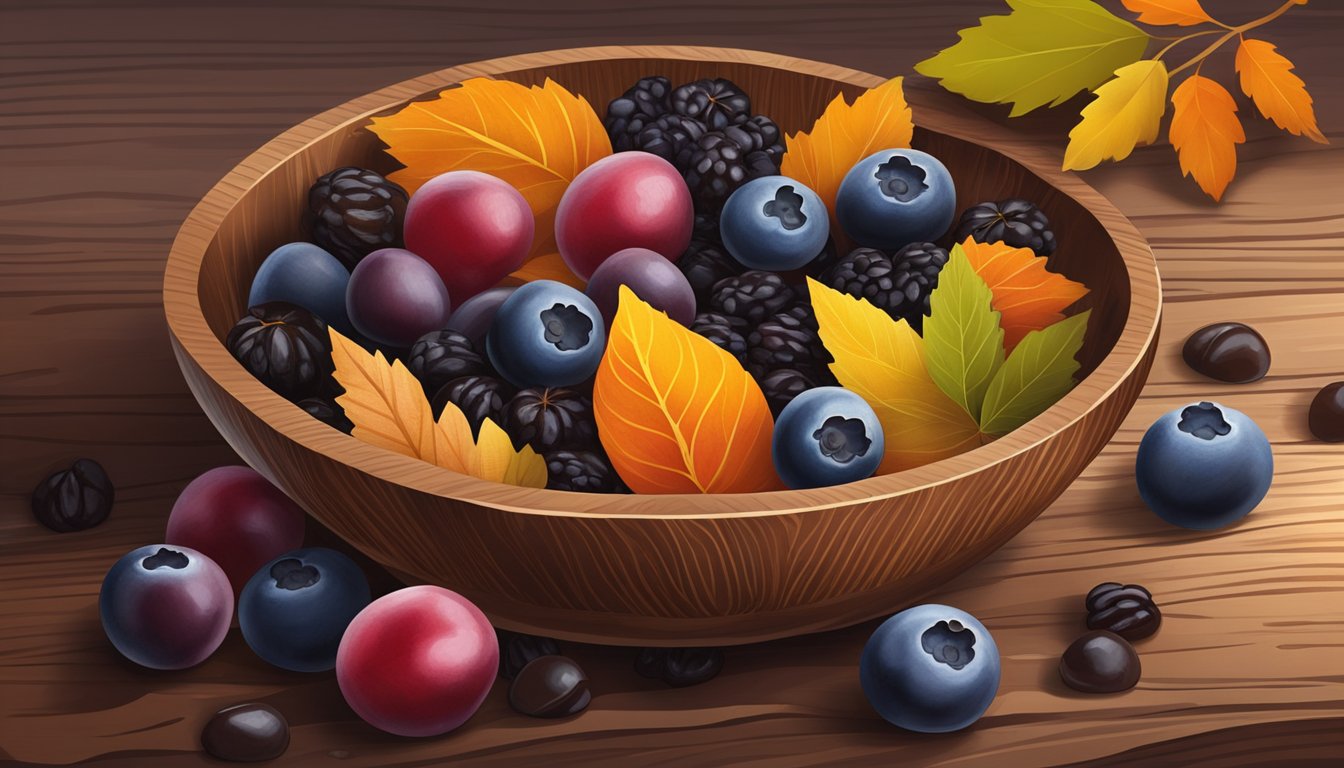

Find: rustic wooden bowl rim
[163,45,1160,521]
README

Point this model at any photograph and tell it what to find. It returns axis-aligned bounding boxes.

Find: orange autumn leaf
[1169,74,1245,201]
[958,237,1089,350]
[507,252,586,290]
[1235,38,1327,144]
[594,286,780,494]
[780,78,913,237]
[1120,0,1213,26]
[368,77,613,260]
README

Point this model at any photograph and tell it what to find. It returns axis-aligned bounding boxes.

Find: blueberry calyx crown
[875,155,927,203]
[270,558,321,590]
[922,619,976,670]
[812,416,871,463]
[142,547,189,571]
[1178,401,1231,441]
[540,303,593,351]
[763,185,807,231]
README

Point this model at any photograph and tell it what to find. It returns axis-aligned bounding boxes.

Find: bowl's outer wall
[165,48,1160,645]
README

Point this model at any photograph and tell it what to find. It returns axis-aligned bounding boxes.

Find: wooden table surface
[2,1,1341,765]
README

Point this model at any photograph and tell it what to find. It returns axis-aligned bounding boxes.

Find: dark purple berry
[709,271,796,325]
[406,329,488,395]
[226,302,333,401]
[544,450,625,493]
[308,167,408,270]
[431,375,513,436]
[690,312,748,361]
[952,198,1056,256]
[31,458,114,533]
[502,388,597,453]
[296,397,353,434]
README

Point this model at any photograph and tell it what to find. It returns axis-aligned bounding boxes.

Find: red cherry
[165,466,306,596]
[336,585,497,737]
[404,171,534,304]
[555,152,693,279]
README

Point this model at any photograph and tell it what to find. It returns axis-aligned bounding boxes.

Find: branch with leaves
[916,0,1326,201]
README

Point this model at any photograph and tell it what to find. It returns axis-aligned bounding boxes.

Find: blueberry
[1136,401,1273,530]
[860,604,1000,733]
[100,544,234,670]
[238,547,371,672]
[248,242,353,334]
[836,149,956,251]
[719,176,830,271]
[487,280,607,388]
[772,387,883,489]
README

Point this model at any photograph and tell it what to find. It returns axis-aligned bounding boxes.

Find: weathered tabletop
[2,1,1341,765]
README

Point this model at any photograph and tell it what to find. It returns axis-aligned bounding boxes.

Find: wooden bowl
[164,46,1160,646]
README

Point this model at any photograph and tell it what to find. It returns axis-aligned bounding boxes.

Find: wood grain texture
[1,1,1341,765]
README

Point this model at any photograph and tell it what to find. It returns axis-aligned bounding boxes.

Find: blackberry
[604,76,672,152]
[795,237,839,282]
[406,329,488,395]
[690,312,748,361]
[679,241,742,305]
[308,167,408,270]
[693,212,722,244]
[723,116,784,168]
[432,375,513,436]
[953,198,1056,256]
[888,241,950,333]
[634,113,705,169]
[671,78,751,130]
[821,247,900,315]
[502,388,597,453]
[683,131,777,213]
[710,270,797,325]
[544,450,625,493]
[497,630,561,679]
[758,368,819,417]
[226,302,332,401]
[745,311,829,380]
[296,397,353,434]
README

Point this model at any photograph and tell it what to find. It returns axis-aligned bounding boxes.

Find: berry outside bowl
[164,46,1161,646]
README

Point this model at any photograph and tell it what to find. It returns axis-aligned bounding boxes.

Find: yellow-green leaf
[915,0,1150,117]
[980,310,1091,436]
[923,243,1005,421]
[809,278,983,474]
[1064,60,1169,171]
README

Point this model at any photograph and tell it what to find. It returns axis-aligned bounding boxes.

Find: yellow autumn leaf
[1169,74,1246,201]
[329,328,546,488]
[1235,38,1327,144]
[1063,60,1169,172]
[593,286,779,494]
[809,279,982,474]
[780,78,913,238]
[368,77,613,259]
[1120,0,1214,26]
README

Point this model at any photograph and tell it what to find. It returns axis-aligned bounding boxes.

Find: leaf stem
[1152,29,1222,61]
[1166,0,1302,78]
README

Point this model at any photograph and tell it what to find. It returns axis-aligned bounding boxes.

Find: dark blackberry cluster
[690,312,748,361]
[745,311,829,381]
[821,243,949,333]
[709,271,797,325]
[604,76,672,152]
[544,450,626,493]
[502,388,598,453]
[406,329,488,396]
[679,240,742,305]
[757,368,819,417]
[952,198,1056,256]
[296,397,354,434]
[431,375,513,436]
[307,167,407,270]
[226,302,333,401]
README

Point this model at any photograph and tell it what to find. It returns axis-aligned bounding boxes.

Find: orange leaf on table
[329,328,547,487]
[594,286,780,494]
[367,77,613,261]
[1120,0,1214,26]
[1234,38,1327,144]
[958,237,1089,351]
[780,77,913,240]
[1169,74,1245,201]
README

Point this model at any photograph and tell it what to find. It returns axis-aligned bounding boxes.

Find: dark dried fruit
[679,241,743,305]
[1059,630,1140,693]
[604,76,672,152]
[1309,381,1344,442]
[709,271,797,325]
[407,329,489,395]
[690,311,748,361]
[635,113,706,169]
[635,647,724,687]
[431,375,513,435]
[953,198,1056,256]
[308,167,408,270]
[745,311,830,380]
[497,629,561,679]
[296,397,353,434]
[671,78,751,130]
[200,702,289,762]
[226,302,332,401]
[758,368,819,417]
[1182,322,1270,384]
[545,450,625,493]
[31,458,114,533]
[508,655,591,718]
[502,388,597,453]
[1084,582,1161,641]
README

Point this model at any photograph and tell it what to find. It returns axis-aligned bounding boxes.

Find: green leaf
[924,243,1005,421]
[914,0,1150,117]
[980,310,1091,436]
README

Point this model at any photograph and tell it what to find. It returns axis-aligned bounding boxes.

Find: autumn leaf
[1120,0,1213,26]
[915,0,1150,117]
[1064,60,1169,171]
[507,252,585,290]
[593,286,779,494]
[329,328,546,487]
[368,77,613,260]
[780,77,913,237]
[980,311,1091,436]
[958,237,1089,351]
[1169,74,1246,201]
[1235,38,1327,144]
[923,243,1005,421]
[809,279,982,474]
